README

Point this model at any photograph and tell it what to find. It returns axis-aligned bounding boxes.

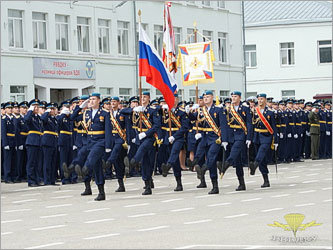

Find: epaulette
[178,107,185,112]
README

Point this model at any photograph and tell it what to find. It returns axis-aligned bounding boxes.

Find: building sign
[33,58,95,80]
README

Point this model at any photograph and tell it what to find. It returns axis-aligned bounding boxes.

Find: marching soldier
[284,99,295,163]
[249,94,278,188]
[127,91,161,195]
[189,91,228,194]
[304,102,312,159]
[318,101,327,159]
[24,99,43,187]
[324,101,332,158]
[41,103,58,185]
[1,102,16,183]
[220,91,253,191]
[308,104,320,160]
[161,93,190,192]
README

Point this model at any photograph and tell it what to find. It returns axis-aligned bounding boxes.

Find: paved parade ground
[1,159,332,249]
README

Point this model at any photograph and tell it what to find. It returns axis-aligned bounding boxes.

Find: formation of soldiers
[1,91,332,201]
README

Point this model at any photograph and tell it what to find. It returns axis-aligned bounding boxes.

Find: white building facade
[244,1,332,101]
[1,1,244,104]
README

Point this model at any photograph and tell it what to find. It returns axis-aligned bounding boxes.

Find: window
[154,25,163,56]
[217,1,225,8]
[318,40,332,64]
[119,88,131,101]
[100,87,113,99]
[55,15,69,51]
[177,89,184,102]
[218,32,227,63]
[136,23,148,55]
[280,42,294,65]
[220,90,229,101]
[174,27,181,52]
[187,28,196,43]
[202,1,211,7]
[77,17,90,52]
[281,90,295,100]
[203,30,213,42]
[32,12,47,50]
[117,21,129,56]
[245,45,257,68]
[10,86,26,102]
[8,9,23,48]
[189,89,198,102]
[98,19,111,54]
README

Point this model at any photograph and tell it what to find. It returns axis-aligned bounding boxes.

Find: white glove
[287,133,292,138]
[312,108,316,112]
[294,134,298,139]
[274,143,278,150]
[191,104,199,110]
[195,133,202,140]
[18,145,23,150]
[221,142,228,150]
[127,145,131,154]
[131,138,136,143]
[138,132,146,140]
[73,145,77,150]
[185,105,190,113]
[46,109,51,113]
[326,131,331,136]
[134,106,145,112]
[162,104,169,110]
[306,131,310,136]
[28,105,35,111]
[61,108,70,115]
[168,136,175,144]
[280,133,283,139]
[4,146,10,150]
[105,148,111,153]
[246,140,251,148]
[79,99,89,109]
[301,133,303,137]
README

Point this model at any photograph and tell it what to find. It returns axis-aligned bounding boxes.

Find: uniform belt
[296,123,302,126]
[74,128,78,132]
[112,129,126,134]
[289,123,295,125]
[229,124,242,129]
[76,130,86,134]
[43,131,58,136]
[28,130,43,135]
[87,131,105,135]
[136,128,148,132]
[202,128,214,132]
[6,133,15,137]
[301,122,307,125]
[280,124,286,127]
[162,127,179,131]
[310,124,320,127]
[328,122,332,124]
[255,128,269,133]
[319,121,326,123]
[276,125,281,128]
[60,130,72,135]
[20,132,28,136]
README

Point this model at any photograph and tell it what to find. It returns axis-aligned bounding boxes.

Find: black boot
[208,178,219,194]
[95,185,106,201]
[63,163,74,179]
[250,161,259,175]
[216,161,223,175]
[186,158,193,171]
[261,174,270,188]
[115,179,125,192]
[142,180,152,195]
[236,176,246,191]
[221,161,231,175]
[174,176,183,191]
[150,179,155,189]
[194,164,201,179]
[75,164,83,180]
[130,158,139,173]
[161,163,172,177]
[196,169,207,188]
[81,166,89,178]
[124,156,130,176]
[196,164,207,180]
[81,181,92,196]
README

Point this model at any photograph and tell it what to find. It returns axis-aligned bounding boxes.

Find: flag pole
[194,21,199,133]
[138,9,143,133]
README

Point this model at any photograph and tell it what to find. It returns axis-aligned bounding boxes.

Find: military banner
[177,41,215,86]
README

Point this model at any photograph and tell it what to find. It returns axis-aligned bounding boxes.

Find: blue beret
[203,90,213,96]
[80,95,90,100]
[142,91,150,97]
[4,102,13,108]
[29,99,40,106]
[91,92,101,98]
[257,93,267,98]
[129,96,139,103]
[199,95,203,100]
[19,101,28,108]
[111,96,120,102]
[231,91,241,96]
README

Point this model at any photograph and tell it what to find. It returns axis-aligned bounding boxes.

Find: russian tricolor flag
[139,23,178,109]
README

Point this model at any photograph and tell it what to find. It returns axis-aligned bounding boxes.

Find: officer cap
[246,96,257,102]
[286,99,294,104]
[231,91,241,97]
[70,96,80,104]
[1,103,4,109]
[46,102,56,108]
[150,98,159,106]
[324,101,332,106]
[299,99,305,104]
[4,102,13,108]
[272,99,279,104]
[19,101,28,108]
[304,102,312,107]
[28,99,40,107]
[158,96,165,103]
[102,97,111,104]
[224,98,231,104]
[278,100,286,105]
[12,101,19,107]
[267,97,273,102]
[129,96,139,103]
[39,101,47,108]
